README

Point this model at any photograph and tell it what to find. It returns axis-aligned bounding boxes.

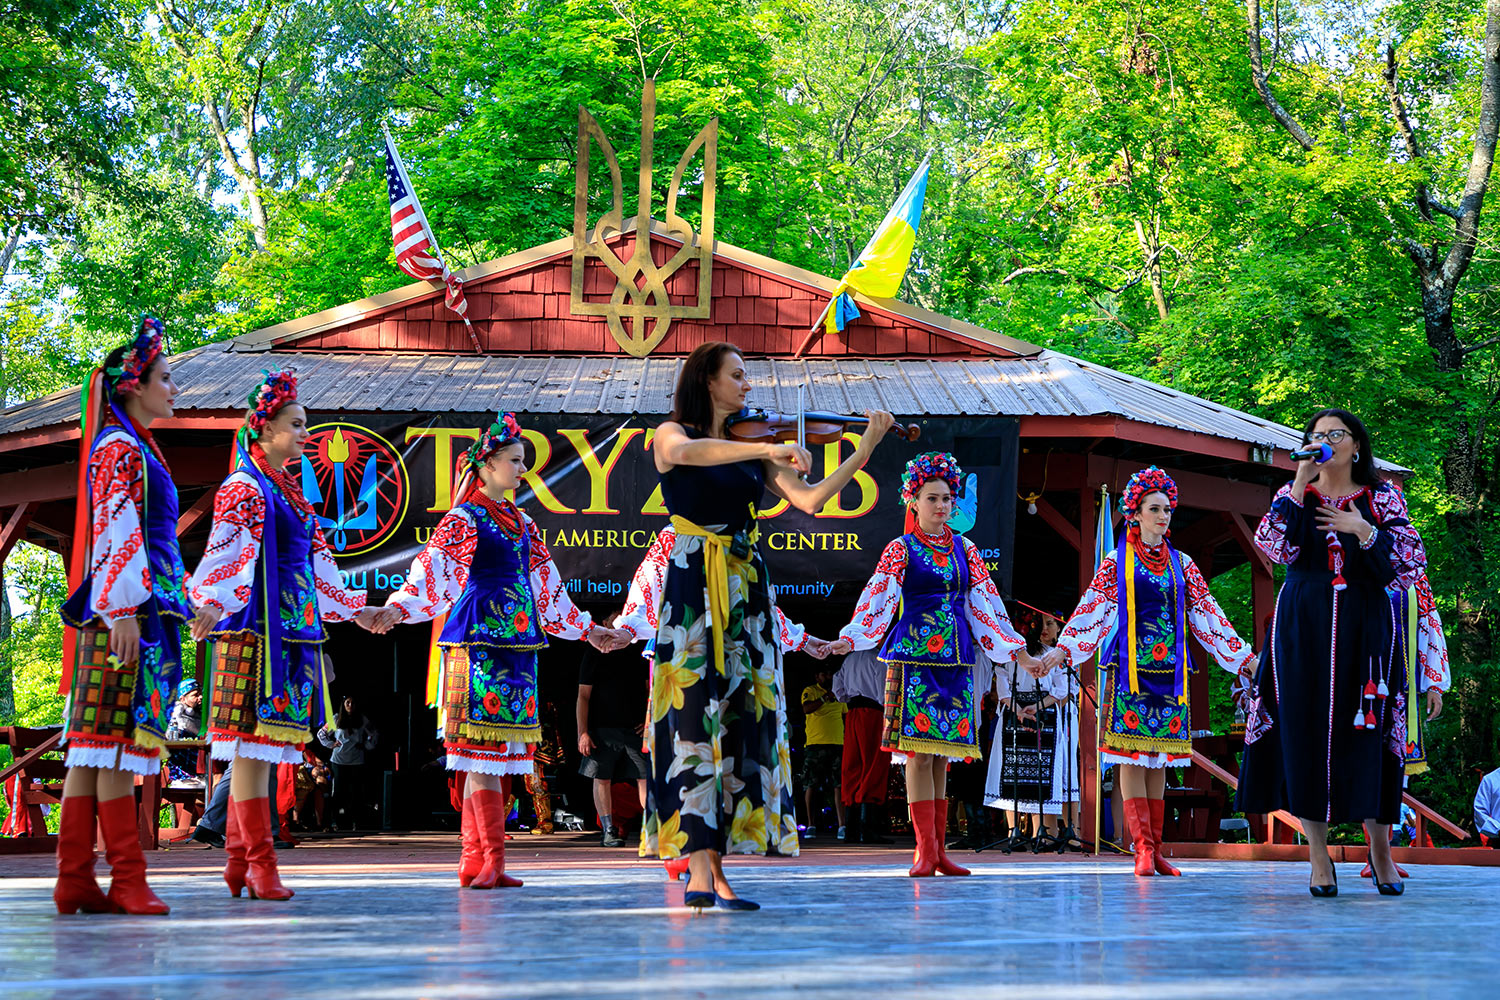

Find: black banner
[293,413,1018,606]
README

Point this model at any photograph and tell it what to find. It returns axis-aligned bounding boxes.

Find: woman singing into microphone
[1236,410,1444,897]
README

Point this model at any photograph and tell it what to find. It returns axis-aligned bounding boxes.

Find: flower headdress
[243,368,300,440]
[463,412,524,469]
[449,412,525,510]
[104,316,166,398]
[899,451,964,506]
[1119,465,1178,524]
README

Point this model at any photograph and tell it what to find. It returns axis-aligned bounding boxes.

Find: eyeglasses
[1308,429,1349,444]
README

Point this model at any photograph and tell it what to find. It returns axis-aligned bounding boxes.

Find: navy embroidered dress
[1236,484,1429,824]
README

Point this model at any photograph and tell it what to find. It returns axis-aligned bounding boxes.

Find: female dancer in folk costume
[826,452,1034,877]
[366,412,627,889]
[649,341,895,910]
[1043,467,1256,877]
[189,369,377,901]
[1236,409,1446,897]
[54,318,188,915]
[613,522,830,880]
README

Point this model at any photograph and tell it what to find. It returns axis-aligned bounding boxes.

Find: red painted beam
[0,503,36,563]
[1031,496,1082,552]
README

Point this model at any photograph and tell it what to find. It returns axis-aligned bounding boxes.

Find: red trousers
[841,705,892,806]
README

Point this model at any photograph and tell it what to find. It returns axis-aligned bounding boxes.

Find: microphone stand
[974,661,1026,854]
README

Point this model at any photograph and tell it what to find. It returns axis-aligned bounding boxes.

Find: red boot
[224,793,248,896]
[1124,797,1155,877]
[907,800,938,878]
[230,797,293,900]
[663,855,691,881]
[469,784,523,889]
[458,794,484,886]
[97,794,170,914]
[932,799,971,876]
[53,794,112,914]
[1147,798,1181,876]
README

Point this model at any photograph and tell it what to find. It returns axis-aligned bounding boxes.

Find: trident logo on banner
[298,424,410,556]
[570,80,717,357]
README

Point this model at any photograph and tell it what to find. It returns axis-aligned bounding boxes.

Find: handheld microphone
[1290,442,1333,464]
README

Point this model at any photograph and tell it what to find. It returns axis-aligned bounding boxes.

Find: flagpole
[795,152,931,358]
[383,123,482,353]
[1093,483,1107,855]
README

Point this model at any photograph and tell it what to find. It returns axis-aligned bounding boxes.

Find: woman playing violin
[649,341,895,910]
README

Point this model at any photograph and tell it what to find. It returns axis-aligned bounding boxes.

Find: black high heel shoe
[1368,864,1404,896]
[1309,865,1338,898]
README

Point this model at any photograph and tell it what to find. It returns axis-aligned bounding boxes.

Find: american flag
[384,128,479,348]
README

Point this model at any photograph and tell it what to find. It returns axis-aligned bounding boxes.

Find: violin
[724,407,921,445]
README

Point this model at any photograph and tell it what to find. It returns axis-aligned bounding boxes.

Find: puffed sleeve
[311,523,366,621]
[1056,552,1119,667]
[524,512,595,640]
[1414,576,1450,693]
[189,470,265,618]
[837,538,907,649]
[962,539,1025,659]
[84,431,152,622]
[385,508,478,624]
[1360,485,1427,590]
[1181,555,1257,673]
[615,526,672,641]
[1255,482,1313,566]
[775,607,809,653]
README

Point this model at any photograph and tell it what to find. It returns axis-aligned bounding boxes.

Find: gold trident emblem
[570,80,717,357]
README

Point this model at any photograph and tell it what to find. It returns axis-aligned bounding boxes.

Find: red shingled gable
[283,233,1012,357]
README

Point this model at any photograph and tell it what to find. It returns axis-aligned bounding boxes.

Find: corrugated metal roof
[0,344,1389,469]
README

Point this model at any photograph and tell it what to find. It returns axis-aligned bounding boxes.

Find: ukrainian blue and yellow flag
[825,153,930,333]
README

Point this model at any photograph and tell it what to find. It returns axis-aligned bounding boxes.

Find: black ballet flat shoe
[1368,870,1404,896]
[1309,866,1338,898]
[715,893,760,911]
[684,890,717,909]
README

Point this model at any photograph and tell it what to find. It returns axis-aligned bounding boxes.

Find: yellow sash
[669,509,759,677]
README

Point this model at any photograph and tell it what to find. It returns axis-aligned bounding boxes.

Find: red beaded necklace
[472,490,524,539]
[1129,525,1172,575]
[913,524,954,555]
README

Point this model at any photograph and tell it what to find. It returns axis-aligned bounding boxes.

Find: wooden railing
[1190,750,1469,844]
[0,729,63,785]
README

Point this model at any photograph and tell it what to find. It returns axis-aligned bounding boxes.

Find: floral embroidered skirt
[649,537,797,858]
[62,605,183,775]
[207,633,325,764]
[440,643,540,776]
[880,657,981,761]
[1098,667,1193,770]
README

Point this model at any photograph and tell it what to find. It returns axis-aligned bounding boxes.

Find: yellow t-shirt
[802,684,847,746]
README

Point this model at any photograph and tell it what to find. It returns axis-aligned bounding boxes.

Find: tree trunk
[1135,218,1169,321]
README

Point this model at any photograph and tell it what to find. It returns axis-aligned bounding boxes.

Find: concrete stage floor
[1,835,1495,999]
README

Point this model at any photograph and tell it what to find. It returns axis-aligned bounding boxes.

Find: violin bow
[796,384,806,455]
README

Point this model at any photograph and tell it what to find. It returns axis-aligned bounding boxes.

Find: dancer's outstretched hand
[804,637,829,659]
